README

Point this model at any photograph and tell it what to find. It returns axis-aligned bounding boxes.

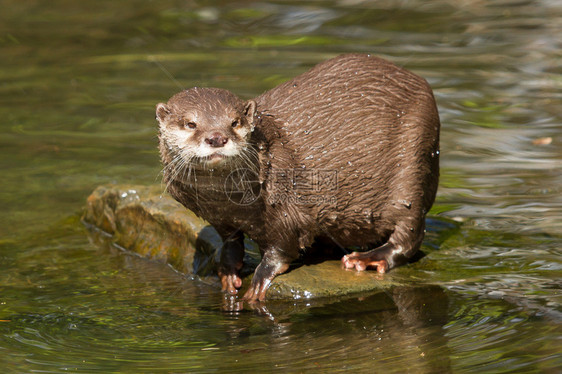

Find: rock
[267,261,399,299]
[83,185,209,275]
[82,184,404,299]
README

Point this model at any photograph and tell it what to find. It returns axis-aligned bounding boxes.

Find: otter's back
[255,54,440,221]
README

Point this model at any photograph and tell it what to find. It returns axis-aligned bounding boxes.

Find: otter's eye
[183,121,197,129]
[231,119,240,128]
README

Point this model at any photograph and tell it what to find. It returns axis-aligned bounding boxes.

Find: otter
[156,54,440,302]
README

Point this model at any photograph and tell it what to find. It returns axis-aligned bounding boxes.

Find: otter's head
[156,87,257,167]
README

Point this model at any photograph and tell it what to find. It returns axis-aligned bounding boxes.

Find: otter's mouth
[202,152,228,165]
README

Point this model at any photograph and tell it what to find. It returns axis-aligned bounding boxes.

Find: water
[1,0,560,372]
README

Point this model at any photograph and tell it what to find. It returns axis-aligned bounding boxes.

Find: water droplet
[399,200,412,209]
[362,208,373,223]
[347,161,353,166]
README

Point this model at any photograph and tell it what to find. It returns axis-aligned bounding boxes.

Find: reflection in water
[1,225,560,372]
[0,0,561,372]
[260,286,453,373]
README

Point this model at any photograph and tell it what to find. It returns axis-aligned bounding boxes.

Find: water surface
[1,0,560,372]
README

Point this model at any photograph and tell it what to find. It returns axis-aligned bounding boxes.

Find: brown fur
[156,54,440,301]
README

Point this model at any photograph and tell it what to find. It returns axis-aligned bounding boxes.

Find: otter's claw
[218,272,242,294]
[342,251,389,274]
[242,257,290,302]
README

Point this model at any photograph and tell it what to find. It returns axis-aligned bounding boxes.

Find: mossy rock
[83,184,405,299]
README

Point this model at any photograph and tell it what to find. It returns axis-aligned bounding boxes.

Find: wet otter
[156,54,440,302]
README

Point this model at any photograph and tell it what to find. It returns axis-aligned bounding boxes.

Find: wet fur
[157,54,440,301]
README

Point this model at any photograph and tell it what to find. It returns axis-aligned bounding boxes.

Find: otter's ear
[156,103,171,124]
[243,100,257,125]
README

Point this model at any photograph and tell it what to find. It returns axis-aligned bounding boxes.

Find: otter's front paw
[242,260,289,302]
[218,270,242,295]
[217,237,244,295]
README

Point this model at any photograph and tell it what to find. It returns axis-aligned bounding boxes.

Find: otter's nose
[205,133,228,148]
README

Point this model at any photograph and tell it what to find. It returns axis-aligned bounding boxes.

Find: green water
[1,0,560,372]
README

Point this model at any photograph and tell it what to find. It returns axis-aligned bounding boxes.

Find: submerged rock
[83,184,403,299]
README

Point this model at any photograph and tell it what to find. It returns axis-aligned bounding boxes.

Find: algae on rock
[83,184,404,299]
